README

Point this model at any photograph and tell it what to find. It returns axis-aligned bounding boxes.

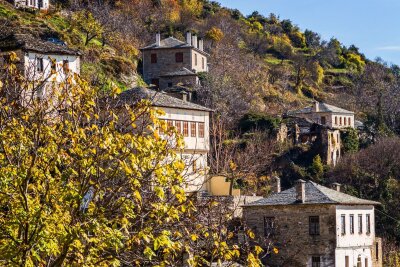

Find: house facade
[0,34,80,81]
[11,0,49,11]
[140,33,208,90]
[288,101,355,129]
[243,180,382,267]
[116,87,211,193]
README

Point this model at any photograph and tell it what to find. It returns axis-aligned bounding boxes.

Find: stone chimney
[273,176,281,193]
[295,179,306,203]
[156,33,161,47]
[180,90,188,102]
[192,34,198,49]
[313,101,319,112]
[186,32,192,46]
[331,182,341,192]
[198,39,204,51]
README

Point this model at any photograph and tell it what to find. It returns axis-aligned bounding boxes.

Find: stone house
[9,0,49,11]
[286,101,355,166]
[0,33,81,97]
[243,180,382,267]
[116,87,212,193]
[288,101,355,129]
[140,33,209,90]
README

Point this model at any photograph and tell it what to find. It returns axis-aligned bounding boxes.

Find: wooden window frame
[309,216,320,236]
[190,122,196,137]
[366,214,371,234]
[151,53,157,64]
[311,256,321,267]
[175,52,183,63]
[175,121,182,134]
[198,122,204,138]
[341,214,346,235]
[36,57,44,72]
[183,121,189,137]
[350,214,354,234]
[358,214,363,234]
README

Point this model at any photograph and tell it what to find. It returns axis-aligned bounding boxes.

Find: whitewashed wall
[24,52,80,83]
[191,49,208,73]
[14,0,49,10]
[335,205,375,267]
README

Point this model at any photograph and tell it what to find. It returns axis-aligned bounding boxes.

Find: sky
[218,0,400,65]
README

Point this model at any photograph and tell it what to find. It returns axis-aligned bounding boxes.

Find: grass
[264,54,291,65]
[325,68,350,75]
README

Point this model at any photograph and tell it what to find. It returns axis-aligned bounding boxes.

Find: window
[151,53,157,64]
[365,258,368,267]
[357,256,361,267]
[167,120,173,129]
[321,116,326,125]
[344,117,347,126]
[350,215,354,234]
[51,60,56,73]
[175,52,183,63]
[183,121,189,137]
[263,217,275,237]
[309,216,320,235]
[167,82,172,87]
[348,117,351,126]
[345,256,349,267]
[335,116,338,125]
[341,215,346,235]
[151,78,159,88]
[339,117,342,125]
[36,58,44,72]
[202,57,205,69]
[358,214,363,234]
[190,122,196,137]
[63,60,69,74]
[311,256,321,267]
[376,242,379,260]
[366,214,371,234]
[175,121,182,134]
[195,53,198,66]
[198,122,204,138]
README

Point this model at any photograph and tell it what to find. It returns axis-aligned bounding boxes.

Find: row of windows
[334,116,351,126]
[341,214,371,235]
[150,52,205,69]
[160,119,205,138]
[264,214,371,238]
[35,58,69,73]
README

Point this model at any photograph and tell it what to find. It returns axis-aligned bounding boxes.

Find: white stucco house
[0,33,81,97]
[243,180,382,267]
[11,0,49,10]
[116,87,212,193]
[288,101,355,129]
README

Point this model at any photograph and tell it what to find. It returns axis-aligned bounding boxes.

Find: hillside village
[0,0,399,266]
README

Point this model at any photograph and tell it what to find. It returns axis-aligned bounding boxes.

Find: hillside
[2,0,400,264]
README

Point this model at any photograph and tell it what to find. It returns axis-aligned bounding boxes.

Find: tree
[71,10,104,46]
[309,155,324,182]
[342,128,359,153]
[0,53,262,266]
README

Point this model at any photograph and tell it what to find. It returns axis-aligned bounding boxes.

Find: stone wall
[243,204,337,267]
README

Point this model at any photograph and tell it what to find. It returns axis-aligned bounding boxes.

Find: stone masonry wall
[243,204,337,267]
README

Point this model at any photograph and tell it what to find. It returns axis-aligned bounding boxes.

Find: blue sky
[218,0,400,65]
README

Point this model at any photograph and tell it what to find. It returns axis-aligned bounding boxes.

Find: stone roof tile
[244,181,380,206]
[287,102,354,115]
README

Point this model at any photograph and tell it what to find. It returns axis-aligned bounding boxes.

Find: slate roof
[0,34,81,56]
[116,87,212,112]
[244,180,380,207]
[141,36,209,55]
[160,67,197,77]
[287,102,354,115]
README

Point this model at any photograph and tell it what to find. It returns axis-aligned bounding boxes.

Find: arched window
[348,117,351,126]
[344,117,347,126]
[335,116,338,125]
[339,117,342,125]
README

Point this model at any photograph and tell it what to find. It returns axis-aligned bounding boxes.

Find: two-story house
[116,87,212,193]
[288,101,355,129]
[9,0,49,11]
[0,33,81,97]
[243,180,382,267]
[140,32,209,90]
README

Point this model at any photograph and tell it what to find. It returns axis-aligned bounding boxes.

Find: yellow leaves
[273,247,279,254]
[206,27,224,42]
[229,160,237,171]
[190,234,198,241]
[247,229,255,239]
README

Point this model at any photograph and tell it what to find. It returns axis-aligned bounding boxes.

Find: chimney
[331,182,341,192]
[295,179,306,203]
[180,90,188,102]
[156,33,161,47]
[192,34,198,49]
[313,101,319,112]
[198,38,204,51]
[186,32,192,46]
[273,176,281,193]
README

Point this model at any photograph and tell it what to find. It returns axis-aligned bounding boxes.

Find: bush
[238,112,281,134]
